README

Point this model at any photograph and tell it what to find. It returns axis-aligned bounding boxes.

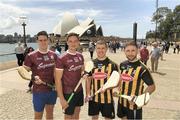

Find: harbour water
[0,43,37,63]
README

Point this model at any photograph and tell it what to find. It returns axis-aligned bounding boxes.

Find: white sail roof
[61,12,79,36]
[52,12,103,37]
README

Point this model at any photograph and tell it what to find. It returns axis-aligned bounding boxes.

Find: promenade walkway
[0,48,180,119]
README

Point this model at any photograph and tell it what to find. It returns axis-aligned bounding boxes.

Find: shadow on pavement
[155,71,167,76]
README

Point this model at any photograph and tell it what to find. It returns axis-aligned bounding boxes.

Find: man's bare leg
[92,115,99,120]
[64,114,73,120]
[72,106,81,119]
[45,104,54,120]
[34,111,43,120]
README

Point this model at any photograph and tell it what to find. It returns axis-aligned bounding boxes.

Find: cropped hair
[66,33,79,41]
[96,40,108,48]
[125,41,138,48]
[37,31,48,39]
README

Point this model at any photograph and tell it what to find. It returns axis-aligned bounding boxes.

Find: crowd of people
[139,41,180,73]
[18,30,180,120]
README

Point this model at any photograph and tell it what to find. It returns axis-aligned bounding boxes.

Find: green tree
[158,12,174,40]
[146,31,154,39]
[152,7,171,23]
[150,7,172,40]
[149,5,180,41]
[173,5,180,33]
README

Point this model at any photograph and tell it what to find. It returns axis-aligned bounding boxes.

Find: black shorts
[117,102,142,119]
[64,90,84,115]
[88,101,115,119]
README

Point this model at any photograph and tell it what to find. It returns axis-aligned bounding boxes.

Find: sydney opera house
[50,12,103,43]
[49,12,126,46]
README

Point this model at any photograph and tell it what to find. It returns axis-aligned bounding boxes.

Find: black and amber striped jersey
[119,60,154,110]
[91,57,118,104]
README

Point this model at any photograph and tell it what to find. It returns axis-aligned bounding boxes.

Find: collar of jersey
[38,49,49,54]
[67,50,77,55]
[97,56,108,61]
[128,58,139,63]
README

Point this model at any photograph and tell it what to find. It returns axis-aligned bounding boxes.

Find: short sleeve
[141,69,154,85]
[55,57,65,69]
[24,54,33,68]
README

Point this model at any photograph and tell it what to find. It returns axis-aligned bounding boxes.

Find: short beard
[127,56,137,62]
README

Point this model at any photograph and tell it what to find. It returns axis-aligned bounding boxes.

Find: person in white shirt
[14,42,24,66]
[150,42,160,72]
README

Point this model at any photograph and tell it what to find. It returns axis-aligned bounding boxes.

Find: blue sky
[0,0,179,38]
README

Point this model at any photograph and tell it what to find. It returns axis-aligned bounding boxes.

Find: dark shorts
[33,91,57,112]
[64,90,84,115]
[117,102,142,119]
[88,101,115,119]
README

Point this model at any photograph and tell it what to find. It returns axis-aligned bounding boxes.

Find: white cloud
[73,9,102,17]
[0,16,19,29]
[0,2,28,30]
[24,7,58,15]
[22,7,102,19]
[0,3,102,35]
[1,0,87,2]
[0,2,28,15]
[141,16,152,22]
[57,9,102,18]
[51,0,87,1]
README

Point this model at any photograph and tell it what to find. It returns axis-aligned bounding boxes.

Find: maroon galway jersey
[56,51,84,94]
[24,50,57,92]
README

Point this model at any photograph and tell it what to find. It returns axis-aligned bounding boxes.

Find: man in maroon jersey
[55,33,84,120]
[140,45,149,65]
[23,31,57,119]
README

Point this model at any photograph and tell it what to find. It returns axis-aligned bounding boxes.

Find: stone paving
[0,48,180,119]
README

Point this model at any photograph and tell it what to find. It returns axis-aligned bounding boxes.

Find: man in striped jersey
[86,40,119,119]
[117,41,156,119]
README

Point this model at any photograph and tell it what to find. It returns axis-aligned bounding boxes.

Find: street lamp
[155,0,159,41]
[19,16,27,47]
